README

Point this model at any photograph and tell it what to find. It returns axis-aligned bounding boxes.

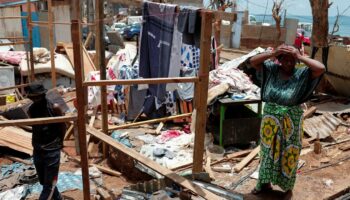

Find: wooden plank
[0,126,33,155]
[91,164,122,177]
[71,19,91,199]
[84,32,93,49]
[86,126,223,200]
[27,0,35,81]
[0,115,77,127]
[211,149,251,166]
[83,77,198,87]
[6,156,32,165]
[303,106,317,118]
[340,144,350,151]
[89,107,98,127]
[192,11,213,173]
[108,113,192,131]
[95,0,108,158]
[62,43,96,76]
[0,41,29,46]
[204,155,214,179]
[172,149,251,172]
[47,0,56,88]
[96,188,111,200]
[64,124,74,140]
[233,146,260,173]
[155,122,164,135]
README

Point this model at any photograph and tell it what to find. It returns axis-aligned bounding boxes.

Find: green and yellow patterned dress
[256,61,321,191]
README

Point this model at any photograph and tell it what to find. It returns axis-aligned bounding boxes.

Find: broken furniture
[217,98,262,146]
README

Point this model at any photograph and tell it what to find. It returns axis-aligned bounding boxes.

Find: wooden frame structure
[0,1,237,199]
[69,1,237,198]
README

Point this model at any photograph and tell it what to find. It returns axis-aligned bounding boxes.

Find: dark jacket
[28,98,66,151]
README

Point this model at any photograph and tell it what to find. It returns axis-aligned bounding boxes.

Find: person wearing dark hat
[25,82,66,200]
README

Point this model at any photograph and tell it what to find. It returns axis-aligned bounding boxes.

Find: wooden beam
[96,0,108,158]
[84,32,93,48]
[27,0,35,82]
[0,16,27,19]
[86,126,222,200]
[71,19,91,200]
[96,188,112,200]
[83,77,198,87]
[108,113,192,131]
[192,11,213,173]
[47,0,56,88]
[0,83,30,92]
[233,146,260,173]
[64,124,74,140]
[91,164,122,177]
[0,115,77,127]
[0,41,29,46]
[303,106,317,118]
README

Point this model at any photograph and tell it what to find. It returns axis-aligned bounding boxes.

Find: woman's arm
[282,46,326,79]
[298,55,325,79]
[249,47,284,71]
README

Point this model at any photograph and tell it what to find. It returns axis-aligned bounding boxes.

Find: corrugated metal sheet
[304,113,343,139]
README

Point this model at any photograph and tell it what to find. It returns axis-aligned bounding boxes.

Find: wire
[242,0,268,9]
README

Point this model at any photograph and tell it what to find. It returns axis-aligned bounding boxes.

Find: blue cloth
[139,2,176,117]
[28,172,83,194]
[33,149,62,200]
[111,131,133,148]
[1,162,31,179]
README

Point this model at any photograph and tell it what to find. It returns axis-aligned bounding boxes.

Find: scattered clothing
[0,185,27,200]
[156,130,182,144]
[153,148,176,159]
[111,130,133,148]
[0,51,26,65]
[28,172,84,195]
[107,44,139,105]
[139,1,176,116]
[209,66,260,99]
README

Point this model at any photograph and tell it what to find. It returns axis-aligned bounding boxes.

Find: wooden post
[48,0,57,88]
[71,20,91,200]
[27,0,35,82]
[95,0,109,158]
[192,11,213,173]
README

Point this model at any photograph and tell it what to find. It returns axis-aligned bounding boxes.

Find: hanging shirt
[139,1,176,117]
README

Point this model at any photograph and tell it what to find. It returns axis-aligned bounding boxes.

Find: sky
[234,0,350,16]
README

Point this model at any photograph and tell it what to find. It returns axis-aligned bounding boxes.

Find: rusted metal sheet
[304,113,343,139]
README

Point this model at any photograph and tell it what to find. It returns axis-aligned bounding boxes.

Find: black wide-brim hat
[24,82,47,97]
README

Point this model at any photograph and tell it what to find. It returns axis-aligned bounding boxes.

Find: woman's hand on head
[280,46,301,60]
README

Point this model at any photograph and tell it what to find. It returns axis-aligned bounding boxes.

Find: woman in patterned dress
[248,45,325,197]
